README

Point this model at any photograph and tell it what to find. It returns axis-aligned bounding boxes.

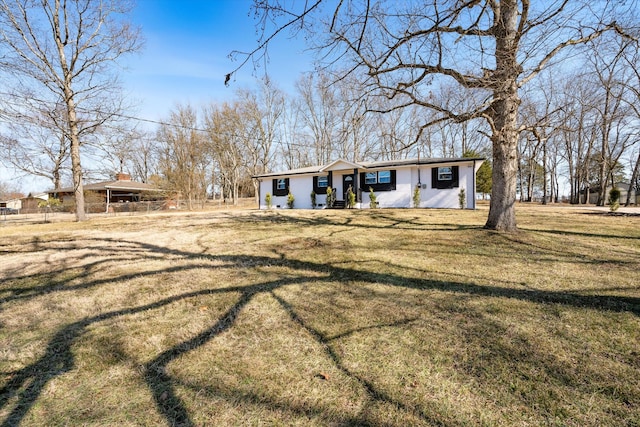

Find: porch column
[353,168,359,202]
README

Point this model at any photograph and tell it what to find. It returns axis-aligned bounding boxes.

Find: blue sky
[3,0,315,193]
[123,0,314,122]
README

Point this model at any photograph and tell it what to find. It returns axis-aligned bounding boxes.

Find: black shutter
[451,166,459,188]
[312,176,323,194]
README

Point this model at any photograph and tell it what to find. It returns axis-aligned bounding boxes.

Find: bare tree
[0,102,69,189]
[619,40,640,206]
[586,36,638,205]
[0,0,142,220]
[130,132,161,184]
[204,102,246,205]
[230,1,638,231]
[157,105,209,210]
[236,78,285,203]
[295,72,340,165]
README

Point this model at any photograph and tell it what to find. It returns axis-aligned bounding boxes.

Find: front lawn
[1,206,638,426]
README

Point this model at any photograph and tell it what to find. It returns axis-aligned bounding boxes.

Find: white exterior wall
[258,175,328,209]
[258,160,482,210]
[362,167,412,208]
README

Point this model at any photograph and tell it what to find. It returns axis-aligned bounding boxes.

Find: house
[583,182,638,205]
[20,193,49,213]
[48,173,162,212]
[254,157,485,210]
[0,197,22,214]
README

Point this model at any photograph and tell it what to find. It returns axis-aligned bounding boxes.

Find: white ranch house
[254,157,485,210]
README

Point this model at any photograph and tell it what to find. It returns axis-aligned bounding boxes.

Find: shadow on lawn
[1,231,639,426]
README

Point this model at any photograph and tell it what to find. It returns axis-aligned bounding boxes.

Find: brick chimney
[115,173,131,181]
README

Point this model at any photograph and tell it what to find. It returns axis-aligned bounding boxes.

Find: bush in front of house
[265,192,272,209]
[609,187,620,212]
[413,185,421,208]
[326,187,335,208]
[287,192,295,209]
[346,186,356,208]
[459,188,466,209]
[369,187,378,209]
[310,191,316,209]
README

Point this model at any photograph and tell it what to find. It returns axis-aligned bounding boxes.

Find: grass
[1,205,639,426]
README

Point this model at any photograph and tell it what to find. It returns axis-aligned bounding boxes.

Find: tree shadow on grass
[1,234,639,426]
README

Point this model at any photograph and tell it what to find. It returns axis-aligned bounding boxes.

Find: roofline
[253,157,485,179]
[48,181,162,193]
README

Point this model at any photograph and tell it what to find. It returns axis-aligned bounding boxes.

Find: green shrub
[265,192,272,209]
[369,187,378,209]
[287,192,295,209]
[38,198,62,209]
[609,187,621,212]
[326,187,335,208]
[346,186,356,208]
[459,188,466,209]
[413,185,421,208]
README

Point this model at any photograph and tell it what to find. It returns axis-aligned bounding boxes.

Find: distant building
[48,173,163,212]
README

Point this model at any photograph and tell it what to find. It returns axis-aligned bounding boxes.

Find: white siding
[258,160,482,210]
[259,176,328,209]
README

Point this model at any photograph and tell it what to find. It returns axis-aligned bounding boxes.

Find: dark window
[359,170,396,191]
[272,178,289,196]
[312,175,329,193]
[365,172,377,185]
[432,166,459,189]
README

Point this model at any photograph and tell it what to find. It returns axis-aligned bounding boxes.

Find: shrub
[265,192,272,209]
[609,187,621,212]
[326,187,335,208]
[369,187,378,209]
[38,198,62,210]
[287,192,295,209]
[413,185,421,208]
[459,188,466,209]
[346,186,356,208]
[310,191,316,209]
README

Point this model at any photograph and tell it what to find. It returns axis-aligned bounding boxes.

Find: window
[378,170,391,183]
[359,170,396,192]
[432,166,459,189]
[365,172,377,185]
[438,167,453,181]
[272,178,289,196]
[313,175,331,193]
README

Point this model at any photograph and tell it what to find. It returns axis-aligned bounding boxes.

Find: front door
[343,174,354,201]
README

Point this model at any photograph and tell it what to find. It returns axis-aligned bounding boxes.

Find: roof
[253,157,485,179]
[49,179,160,193]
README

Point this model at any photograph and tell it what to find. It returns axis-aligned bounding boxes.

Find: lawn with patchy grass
[1,206,639,426]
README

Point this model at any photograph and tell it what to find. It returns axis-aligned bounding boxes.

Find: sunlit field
[1,205,638,426]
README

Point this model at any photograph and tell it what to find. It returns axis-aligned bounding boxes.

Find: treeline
[1,2,639,211]
[105,41,640,209]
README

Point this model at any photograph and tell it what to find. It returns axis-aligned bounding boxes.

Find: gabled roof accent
[319,158,363,172]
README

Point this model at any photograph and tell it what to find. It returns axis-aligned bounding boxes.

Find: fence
[0,198,259,225]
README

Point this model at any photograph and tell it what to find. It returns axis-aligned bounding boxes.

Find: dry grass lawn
[1,205,639,426]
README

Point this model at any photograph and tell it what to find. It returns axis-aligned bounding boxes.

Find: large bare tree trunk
[485,1,520,232]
